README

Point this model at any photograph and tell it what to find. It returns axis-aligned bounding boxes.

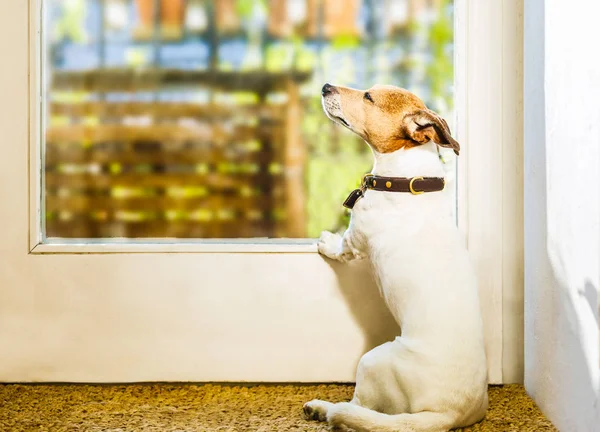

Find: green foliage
[302,96,371,237]
[331,35,360,49]
[265,43,293,71]
[236,0,267,18]
[426,0,454,110]
[54,0,87,43]
[306,151,370,237]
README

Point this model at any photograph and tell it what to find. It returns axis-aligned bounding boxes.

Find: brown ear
[404,109,460,155]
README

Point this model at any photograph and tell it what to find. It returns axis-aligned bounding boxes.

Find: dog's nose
[322,83,334,96]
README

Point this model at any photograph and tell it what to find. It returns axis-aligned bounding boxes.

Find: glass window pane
[43,0,455,239]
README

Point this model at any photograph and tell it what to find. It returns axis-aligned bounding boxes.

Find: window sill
[30,238,319,254]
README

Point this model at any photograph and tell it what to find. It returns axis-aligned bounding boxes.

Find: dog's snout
[322,83,335,96]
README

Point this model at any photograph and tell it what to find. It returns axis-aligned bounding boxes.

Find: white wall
[524,0,600,430]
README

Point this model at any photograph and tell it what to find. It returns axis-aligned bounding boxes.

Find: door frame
[0,0,522,383]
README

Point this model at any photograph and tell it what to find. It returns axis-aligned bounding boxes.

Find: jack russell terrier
[303,84,488,432]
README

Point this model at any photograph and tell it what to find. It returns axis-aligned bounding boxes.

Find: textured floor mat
[0,383,556,431]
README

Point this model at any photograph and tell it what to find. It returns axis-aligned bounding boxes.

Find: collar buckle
[361,173,374,192]
[409,176,424,195]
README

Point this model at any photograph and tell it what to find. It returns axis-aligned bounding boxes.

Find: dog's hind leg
[303,399,336,422]
[352,341,410,415]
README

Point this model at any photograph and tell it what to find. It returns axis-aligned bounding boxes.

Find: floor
[0,383,556,431]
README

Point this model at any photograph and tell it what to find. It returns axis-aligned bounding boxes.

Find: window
[43,0,456,239]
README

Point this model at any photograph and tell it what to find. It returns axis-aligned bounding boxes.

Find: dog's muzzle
[322,83,336,96]
[321,84,348,127]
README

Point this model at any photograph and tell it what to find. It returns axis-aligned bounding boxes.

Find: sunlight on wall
[525,0,600,429]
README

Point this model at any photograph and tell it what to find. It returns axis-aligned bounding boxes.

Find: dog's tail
[327,402,455,432]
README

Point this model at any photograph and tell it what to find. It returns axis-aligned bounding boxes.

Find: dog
[303,84,488,432]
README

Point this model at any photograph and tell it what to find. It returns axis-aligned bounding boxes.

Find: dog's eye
[364,92,374,103]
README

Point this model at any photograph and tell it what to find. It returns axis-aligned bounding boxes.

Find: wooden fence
[45,69,310,238]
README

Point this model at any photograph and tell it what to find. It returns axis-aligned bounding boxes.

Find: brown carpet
[0,383,555,431]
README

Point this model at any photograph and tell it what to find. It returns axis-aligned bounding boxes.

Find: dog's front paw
[317,231,342,259]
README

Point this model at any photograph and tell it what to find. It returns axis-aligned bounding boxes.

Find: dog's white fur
[304,85,488,432]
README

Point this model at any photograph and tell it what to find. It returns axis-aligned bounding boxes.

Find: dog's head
[321,83,459,155]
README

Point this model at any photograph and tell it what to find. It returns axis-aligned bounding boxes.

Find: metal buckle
[361,173,373,192]
[409,176,424,195]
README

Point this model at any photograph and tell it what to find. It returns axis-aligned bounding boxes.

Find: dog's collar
[343,175,446,209]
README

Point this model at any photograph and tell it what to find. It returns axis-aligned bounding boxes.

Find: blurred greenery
[427,0,454,110]
[236,0,266,18]
[54,0,88,43]
[331,35,361,50]
[302,96,371,237]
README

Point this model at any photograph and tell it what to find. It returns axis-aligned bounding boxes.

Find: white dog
[303,84,488,432]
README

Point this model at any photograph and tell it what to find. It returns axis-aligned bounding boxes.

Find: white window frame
[0,0,522,383]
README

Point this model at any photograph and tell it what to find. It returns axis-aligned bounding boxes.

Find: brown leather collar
[343,175,445,209]
[364,175,445,194]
